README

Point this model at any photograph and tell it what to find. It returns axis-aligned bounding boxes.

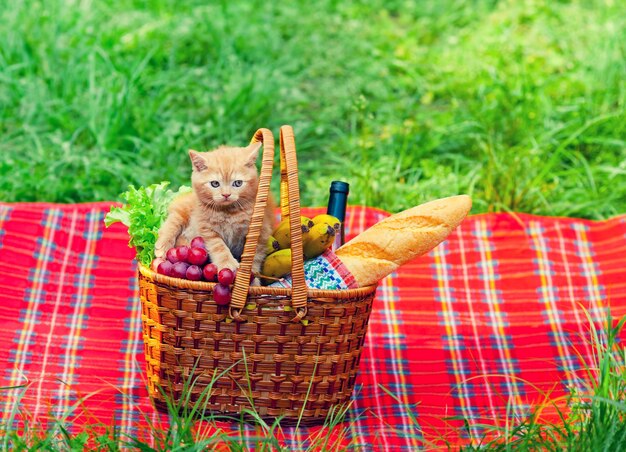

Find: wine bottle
[327,181,349,251]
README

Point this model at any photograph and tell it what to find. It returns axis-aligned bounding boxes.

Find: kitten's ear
[189,150,208,172]
[245,141,262,168]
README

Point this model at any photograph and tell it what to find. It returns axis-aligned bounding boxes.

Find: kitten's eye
[210,181,220,188]
[232,180,243,188]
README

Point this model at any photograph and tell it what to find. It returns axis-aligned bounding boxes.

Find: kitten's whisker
[202,199,216,211]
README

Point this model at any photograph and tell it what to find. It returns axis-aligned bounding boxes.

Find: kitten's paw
[214,257,240,272]
[155,236,174,259]
[174,236,190,247]
[154,243,167,259]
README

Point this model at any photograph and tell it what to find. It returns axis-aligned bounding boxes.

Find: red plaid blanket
[0,202,624,449]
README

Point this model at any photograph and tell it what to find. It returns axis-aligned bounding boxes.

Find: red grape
[157,260,173,276]
[202,263,218,282]
[218,268,235,285]
[171,262,190,279]
[213,283,231,305]
[166,248,180,264]
[188,247,208,266]
[186,265,203,281]
[176,246,190,263]
[190,236,206,250]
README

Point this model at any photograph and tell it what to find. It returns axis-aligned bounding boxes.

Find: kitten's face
[189,143,261,208]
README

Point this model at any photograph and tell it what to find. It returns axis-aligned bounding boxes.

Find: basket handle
[277,125,308,321]
[229,126,308,322]
[230,128,275,319]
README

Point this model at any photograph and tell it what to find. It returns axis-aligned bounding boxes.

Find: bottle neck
[327,193,348,222]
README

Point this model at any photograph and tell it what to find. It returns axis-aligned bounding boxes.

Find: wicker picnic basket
[137,126,378,424]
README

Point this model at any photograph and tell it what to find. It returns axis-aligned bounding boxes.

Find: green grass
[1,0,624,217]
[458,310,626,451]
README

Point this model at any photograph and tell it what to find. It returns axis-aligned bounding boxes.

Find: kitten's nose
[222,193,231,199]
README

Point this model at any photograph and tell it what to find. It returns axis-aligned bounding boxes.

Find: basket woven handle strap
[230,128,275,320]
[279,125,308,321]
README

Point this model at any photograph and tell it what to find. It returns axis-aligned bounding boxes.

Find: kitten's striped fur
[155,142,275,283]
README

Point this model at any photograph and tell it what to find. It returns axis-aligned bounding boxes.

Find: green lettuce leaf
[104,182,191,266]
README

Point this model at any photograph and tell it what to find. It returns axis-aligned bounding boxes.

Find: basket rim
[138,263,378,300]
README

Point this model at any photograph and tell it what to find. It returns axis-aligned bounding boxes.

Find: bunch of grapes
[151,237,237,306]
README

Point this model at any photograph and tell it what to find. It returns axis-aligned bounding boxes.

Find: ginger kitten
[155,142,275,283]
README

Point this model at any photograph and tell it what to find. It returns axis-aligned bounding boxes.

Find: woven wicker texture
[138,126,378,422]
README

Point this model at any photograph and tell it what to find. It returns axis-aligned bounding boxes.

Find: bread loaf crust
[336,195,472,287]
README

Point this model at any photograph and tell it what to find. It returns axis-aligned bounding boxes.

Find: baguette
[335,195,472,287]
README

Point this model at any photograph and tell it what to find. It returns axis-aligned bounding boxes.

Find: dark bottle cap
[330,181,350,194]
[327,180,349,222]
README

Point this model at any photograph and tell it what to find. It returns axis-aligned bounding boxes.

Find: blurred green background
[1,0,624,217]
